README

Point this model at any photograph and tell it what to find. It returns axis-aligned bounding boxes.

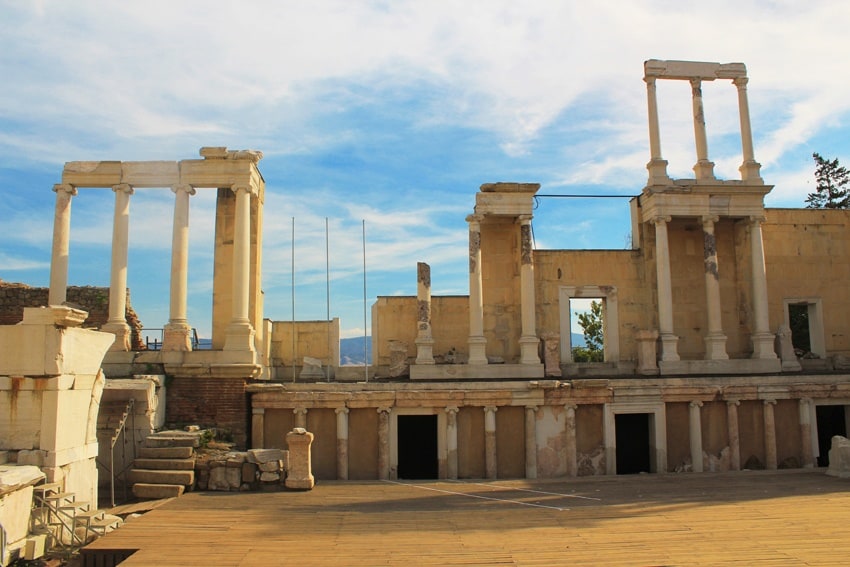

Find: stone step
[89,514,123,534]
[132,483,186,499]
[130,469,195,486]
[139,446,194,459]
[134,457,195,470]
[145,435,200,448]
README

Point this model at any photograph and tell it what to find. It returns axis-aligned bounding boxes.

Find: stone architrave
[285,428,315,490]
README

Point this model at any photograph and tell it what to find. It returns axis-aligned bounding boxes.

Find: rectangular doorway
[397,414,438,479]
[615,413,652,474]
[816,405,848,467]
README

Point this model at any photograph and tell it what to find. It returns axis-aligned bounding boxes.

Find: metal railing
[143,328,209,351]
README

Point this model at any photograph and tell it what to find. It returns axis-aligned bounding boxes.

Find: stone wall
[167,377,248,448]
[0,280,144,349]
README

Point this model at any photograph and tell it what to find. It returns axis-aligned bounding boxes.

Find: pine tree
[805,152,850,209]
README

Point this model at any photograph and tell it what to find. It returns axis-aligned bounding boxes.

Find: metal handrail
[144,328,207,350]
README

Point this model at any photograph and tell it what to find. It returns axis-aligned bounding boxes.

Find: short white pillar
[377,407,390,480]
[48,184,77,306]
[467,215,487,365]
[335,407,349,480]
[689,401,704,472]
[445,406,459,480]
[102,183,133,351]
[764,400,778,470]
[524,406,538,479]
[702,217,728,360]
[484,406,498,479]
[285,428,315,490]
[799,398,815,468]
[727,401,741,471]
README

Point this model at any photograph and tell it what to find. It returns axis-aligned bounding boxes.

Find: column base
[162,322,193,352]
[751,331,778,359]
[468,336,488,365]
[102,321,131,352]
[646,158,672,186]
[414,336,435,365]
[224,321,256,352]
[659,333,680,362]
[704,332,729,360]
[693,159,716,180]
[519,335,541,365]
[739,160,763,183]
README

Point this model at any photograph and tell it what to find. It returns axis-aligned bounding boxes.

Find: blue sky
[1,1,849,339]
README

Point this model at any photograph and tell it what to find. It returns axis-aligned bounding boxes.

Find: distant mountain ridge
[340,336,372,365]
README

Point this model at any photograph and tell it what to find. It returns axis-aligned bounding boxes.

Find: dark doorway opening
[816,405,847,467]
[615,413,651,474]
[397,414,438,479]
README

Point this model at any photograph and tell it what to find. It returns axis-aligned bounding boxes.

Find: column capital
[689,77,702,91]
[653,215,672,226]
[171,183,196,196]
[334,406,350,416]
[748,215,766,226]
[53,183,77,196]
[112,183,134,195]
[445,406,459,415]
[377,407,391,415]
[525,405,538,413]
[763,399,777,406]
[293,407,308,416]
[565,403,578,412]
[799,397,813,408]
[483,405,498,414]
[727,399,741,407]
[733,76,749,88]
[252,407,265,415]
[465,214,483,228]
[701,215,719,227]
[690,400,704,409]
[644,75,657,86]
[516,214,533,225]
[230,184,256,197]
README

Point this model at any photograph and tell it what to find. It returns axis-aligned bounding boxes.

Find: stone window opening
[784,298,825,359]
[559,286,619,364]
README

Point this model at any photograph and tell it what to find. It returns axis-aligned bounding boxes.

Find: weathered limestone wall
[348,409,378,480]
[307,409,336,480]
[666,402,691,471]
[269,319,340,378]
[373,296,469,371]
[166,376,248,447]
[0,307,113,506]
[738,400,766,469]
[457,406,485,478]
[495,406,524,478]
[775,399,802,468]
[481,218,521,362]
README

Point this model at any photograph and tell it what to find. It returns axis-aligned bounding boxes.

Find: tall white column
[335,407,349,480]
[102,183,133,351]
[484,406,498,479]
[734,77,763,182]
[415,262,435,364]
[654,217,679,361]
[727,400,741,471]
[799,398,815,468]
[518,216,539,365]
[445,406,459,480]
[763,399,778,470]
[689,401,704,473]
[749,217,777,359]
[377,408,390,480]
[702,216,728,360]
[565,405,578,477]
[644,76,671,185]
[49,184,78,306]
[524,406,538,479]
[163,183,196,351]
[467,215,487,365]
[690,78,715,179]
[224,185,256,351]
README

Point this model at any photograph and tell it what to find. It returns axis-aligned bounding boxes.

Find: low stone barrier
[195,448,289,491]
[827,435,850,478]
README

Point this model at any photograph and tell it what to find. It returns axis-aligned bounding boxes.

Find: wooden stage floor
[83,470,850,566]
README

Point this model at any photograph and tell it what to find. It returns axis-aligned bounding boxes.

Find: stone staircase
[130,431,199,500]
[30,482,122,554]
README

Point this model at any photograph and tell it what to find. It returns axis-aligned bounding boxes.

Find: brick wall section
[166,377,249,448]
[0,279,144,348]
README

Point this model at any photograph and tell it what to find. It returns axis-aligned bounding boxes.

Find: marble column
[799,398,815,468]
[734,77,763,182]
[102,183,133,351]
[702,216,728,360]
[467,215,488,365]
[749,217,777,359]
[446,406,459,480]
[251,408,265,449]
[654,217,679,361]
[727,400,741,471]
[565,405,578,477]
[689,401,704,473]
[484,406,498,479]
[763,400,778,470]
[335,407,349,480]
[224,185,256,351]
[377,407,390,480]
[518,216,539,365]
[690,78,715,179]
[293,407,308,430]
[415,262,435,364]
[524,406,538,479]
[48,184,78,306]
[644,76,671,185]
[163,184,196,351]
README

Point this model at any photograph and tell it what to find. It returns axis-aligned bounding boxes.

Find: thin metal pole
[291,217,296,383]
[326,217,331,382]
[362,219,368,382]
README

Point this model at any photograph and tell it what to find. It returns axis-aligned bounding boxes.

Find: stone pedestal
[285,428,314,490]
[826,436,850,478]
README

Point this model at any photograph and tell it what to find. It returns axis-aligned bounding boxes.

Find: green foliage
[806,152,850,209]
[571,300,604,362]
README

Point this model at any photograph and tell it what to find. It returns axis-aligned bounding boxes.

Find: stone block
[247,448,284,464]
[130,469,194,486]
[17,450,46,467]
[260,471,280,482]
[827,436,850,479]
[208,467,230,491]
[134,458,195,470]
[259,461,281,473]
[132,483,185,499]
[242,462,257,483]
[226,466,242,489]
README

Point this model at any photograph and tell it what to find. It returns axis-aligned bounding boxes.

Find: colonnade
[47,180,257,352]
